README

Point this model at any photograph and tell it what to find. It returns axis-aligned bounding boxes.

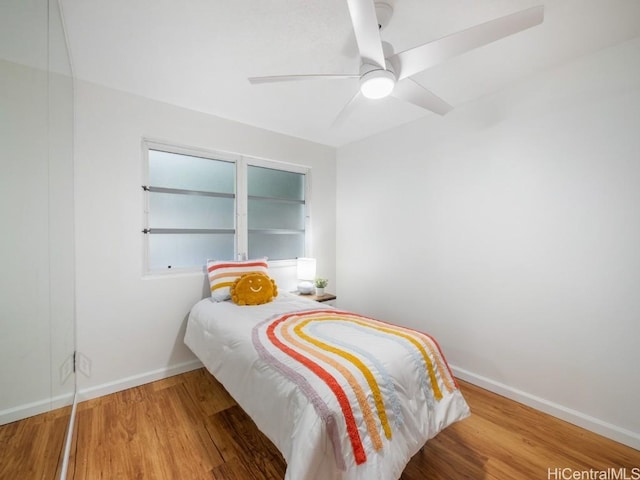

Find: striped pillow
[207,259,269,302]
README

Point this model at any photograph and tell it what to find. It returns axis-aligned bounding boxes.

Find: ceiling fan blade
[332,90,363,128]
[392,79,453,116]
[249,73,359,84]
[346,0,386,69]
[389,5,544,81]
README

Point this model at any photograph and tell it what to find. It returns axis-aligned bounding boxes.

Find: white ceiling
[58,0,640,147]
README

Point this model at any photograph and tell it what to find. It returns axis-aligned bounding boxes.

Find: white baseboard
[0,391,75,426]
[1,360,203,426]
[77,359,203,402]
[451,365,640,451]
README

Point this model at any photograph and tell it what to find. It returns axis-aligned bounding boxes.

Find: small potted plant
[314,278,328,296]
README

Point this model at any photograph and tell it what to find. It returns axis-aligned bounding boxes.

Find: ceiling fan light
[360,69,396,99]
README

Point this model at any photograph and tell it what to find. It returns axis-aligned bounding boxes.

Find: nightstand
[307,292,337,303]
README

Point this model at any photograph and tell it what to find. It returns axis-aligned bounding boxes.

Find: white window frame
[141,139,311,276]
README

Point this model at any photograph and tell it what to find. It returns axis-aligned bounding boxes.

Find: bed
[184,292,470,480]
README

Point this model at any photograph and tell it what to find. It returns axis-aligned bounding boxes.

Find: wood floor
[0,404,70,480]
[2,368,639,479]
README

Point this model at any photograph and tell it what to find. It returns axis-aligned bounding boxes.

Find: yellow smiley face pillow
[230,272,278,306]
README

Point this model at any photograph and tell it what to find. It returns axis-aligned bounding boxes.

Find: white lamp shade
[297,257,316,294]
[297,257,316,281]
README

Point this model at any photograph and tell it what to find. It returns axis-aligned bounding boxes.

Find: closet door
[0,0,75,476]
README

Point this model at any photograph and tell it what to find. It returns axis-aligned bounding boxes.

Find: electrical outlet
[60,355,74,384]
[77,352,92,378]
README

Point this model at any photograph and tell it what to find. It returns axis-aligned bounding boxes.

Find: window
[142,141,310,273]
[247,165,307,261]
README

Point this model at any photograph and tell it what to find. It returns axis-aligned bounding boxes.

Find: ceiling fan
[249,0,544,123]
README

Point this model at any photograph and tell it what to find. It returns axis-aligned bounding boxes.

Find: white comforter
[184,293,470,480]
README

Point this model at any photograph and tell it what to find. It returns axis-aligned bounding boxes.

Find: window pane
[249,232,304,261]
[149,149,234,193]
[247,165,306,260]
[248,165,304,200]
[248,199,304,230]
[149,233,234,270]
[149,192,234,229]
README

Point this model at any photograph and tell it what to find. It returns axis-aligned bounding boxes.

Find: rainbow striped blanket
[252,308,465,473]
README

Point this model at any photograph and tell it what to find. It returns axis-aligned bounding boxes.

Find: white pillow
[207,259,269,302]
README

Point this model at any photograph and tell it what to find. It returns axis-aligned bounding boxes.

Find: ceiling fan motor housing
[375,2,394,30]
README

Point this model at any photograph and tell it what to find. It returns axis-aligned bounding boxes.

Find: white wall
[74,81,336,399]
[336,37,640,449]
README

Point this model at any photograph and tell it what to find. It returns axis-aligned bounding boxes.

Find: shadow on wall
[167,274,211,370]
